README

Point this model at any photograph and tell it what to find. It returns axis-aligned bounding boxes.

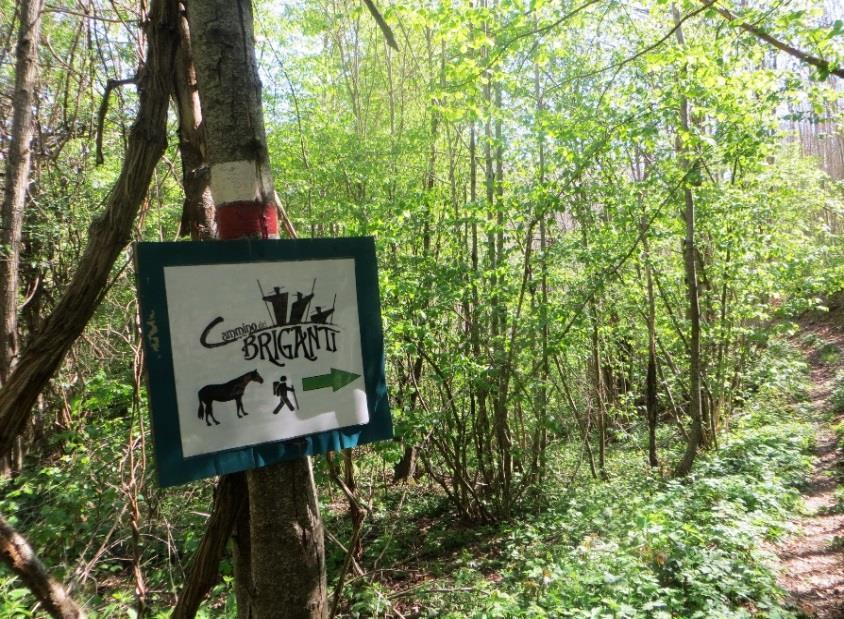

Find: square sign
[135,237,391,487]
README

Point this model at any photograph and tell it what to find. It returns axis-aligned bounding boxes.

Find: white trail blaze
[210,159,274,206]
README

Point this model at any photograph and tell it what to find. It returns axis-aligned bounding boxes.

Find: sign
[135,237,391,487]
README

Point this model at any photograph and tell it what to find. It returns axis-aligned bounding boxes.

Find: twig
[95,76,137,165]
[328,510,367,619]
[327,467,369,619]
[388,584,478,600]
[546,2,714,92]
[324,530,364,577]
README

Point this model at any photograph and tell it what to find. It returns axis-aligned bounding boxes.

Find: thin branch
[449,0,603,89]
[489,0,602,68]
[700,0,844,79]
[323,530,364,577]
[43,5,127,24]
[548,2,714,91]
[95,76,137,165]
[326,459,369,619]
[361,0,397,51]
[327,510,367,619]
[273,190,298,239]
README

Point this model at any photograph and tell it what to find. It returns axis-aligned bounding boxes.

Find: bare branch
[95,76,137,165]
[171,474,247,619]
[361,0,398,51]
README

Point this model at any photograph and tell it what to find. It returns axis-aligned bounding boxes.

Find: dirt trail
[777,314,844,618]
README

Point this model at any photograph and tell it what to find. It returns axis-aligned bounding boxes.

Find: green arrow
[302,368,361,392]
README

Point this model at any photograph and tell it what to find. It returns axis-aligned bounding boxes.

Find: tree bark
[173,3,215,241]
[185,1,326,616]
[171,474,246,619]
[0,513,85,618]
[0,0,42,383]
[247,462,326,618]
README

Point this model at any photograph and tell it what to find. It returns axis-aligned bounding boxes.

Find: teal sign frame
[135,237,391,487]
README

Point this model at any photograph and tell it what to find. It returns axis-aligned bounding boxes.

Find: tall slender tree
[672,3,704,477]
[0,0,43,473]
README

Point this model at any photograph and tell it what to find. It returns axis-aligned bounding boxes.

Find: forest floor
[776,301,844,618]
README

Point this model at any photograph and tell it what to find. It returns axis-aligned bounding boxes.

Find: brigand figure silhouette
[262,286,289,326]
[310,305,334,324]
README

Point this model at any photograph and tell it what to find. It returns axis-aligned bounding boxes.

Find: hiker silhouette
[272,375,297,414]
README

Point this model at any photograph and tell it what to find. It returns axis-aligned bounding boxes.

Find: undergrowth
[338,340,814,618]
[339,421,812,618]
[0,372,213,617]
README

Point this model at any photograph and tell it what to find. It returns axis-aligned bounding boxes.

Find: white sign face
[163,258,368,458]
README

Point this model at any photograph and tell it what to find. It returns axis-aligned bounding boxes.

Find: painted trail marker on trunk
[135,237,391,487]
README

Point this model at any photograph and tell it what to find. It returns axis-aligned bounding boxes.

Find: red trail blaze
[216,202,278,240]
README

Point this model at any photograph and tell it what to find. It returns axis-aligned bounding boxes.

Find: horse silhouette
[197,369,264,426]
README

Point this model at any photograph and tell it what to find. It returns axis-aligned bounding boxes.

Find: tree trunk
[392,445,417,482]
[169,12,243,617]
[591,314,609,480]
[642,218,659,468]
[247,463,325,618]
[579,205,608,481]
[0,0,43,477]
[0,0,42,382]
[185,1,326,616]
[534,56,549,485]
[491,78,512,512]
[468,120,492,491]
[673,4,704,477]
[173,3,215,242]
